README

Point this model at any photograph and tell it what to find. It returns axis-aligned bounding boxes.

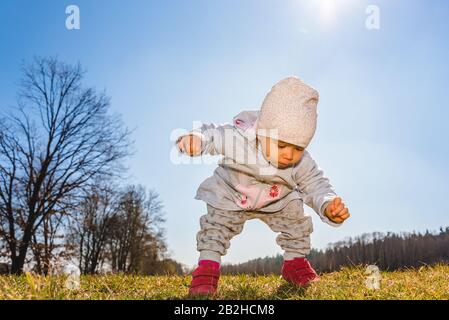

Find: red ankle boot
[189,260,220,297]
[281,257,320,287]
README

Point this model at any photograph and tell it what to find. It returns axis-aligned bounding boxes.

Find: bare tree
[0,57,131,274]
[67,181,118,274]
[68,184,168,275]
[108,185,166,274]
[30,209,67,275]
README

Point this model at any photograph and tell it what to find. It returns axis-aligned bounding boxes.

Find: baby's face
[258,135,304,169]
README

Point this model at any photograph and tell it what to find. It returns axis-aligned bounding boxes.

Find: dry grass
[1,264,448,300]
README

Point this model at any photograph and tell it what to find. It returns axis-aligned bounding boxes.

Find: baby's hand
[177,134,202,156]
[325,197,350,224]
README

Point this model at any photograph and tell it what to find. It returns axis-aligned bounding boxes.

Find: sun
[313,0,358,27]
[320,0,337,22]
[291,0,358,31]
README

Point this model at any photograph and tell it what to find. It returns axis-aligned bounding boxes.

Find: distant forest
[221,227,449,274]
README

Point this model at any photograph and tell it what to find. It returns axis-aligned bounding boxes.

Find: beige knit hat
[256,76,319,148]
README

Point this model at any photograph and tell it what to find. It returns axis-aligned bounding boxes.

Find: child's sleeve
[175,122,232,156]
[294,151,342,227]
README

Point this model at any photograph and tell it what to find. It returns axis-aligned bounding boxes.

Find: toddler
[176,76,350,296]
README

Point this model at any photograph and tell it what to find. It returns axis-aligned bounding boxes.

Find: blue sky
[0,0,448,267]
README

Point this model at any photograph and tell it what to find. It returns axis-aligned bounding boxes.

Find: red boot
[281,257,320,287]
[188,260,220,297]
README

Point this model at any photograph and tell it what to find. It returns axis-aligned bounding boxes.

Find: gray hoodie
[177,110,341,227]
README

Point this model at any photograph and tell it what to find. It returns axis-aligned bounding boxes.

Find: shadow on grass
[272,282,308,300]
[174,283,310,300]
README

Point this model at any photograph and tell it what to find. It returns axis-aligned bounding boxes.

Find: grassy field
[0,264,448,300]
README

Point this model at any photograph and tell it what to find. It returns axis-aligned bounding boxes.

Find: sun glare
[293,0,358,29]
[320,0,337,22]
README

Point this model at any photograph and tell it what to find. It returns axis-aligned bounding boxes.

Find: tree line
[0,57,183,275]
[221,227,449,274]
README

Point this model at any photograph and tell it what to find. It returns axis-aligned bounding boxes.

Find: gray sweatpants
[196,199,313,263]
